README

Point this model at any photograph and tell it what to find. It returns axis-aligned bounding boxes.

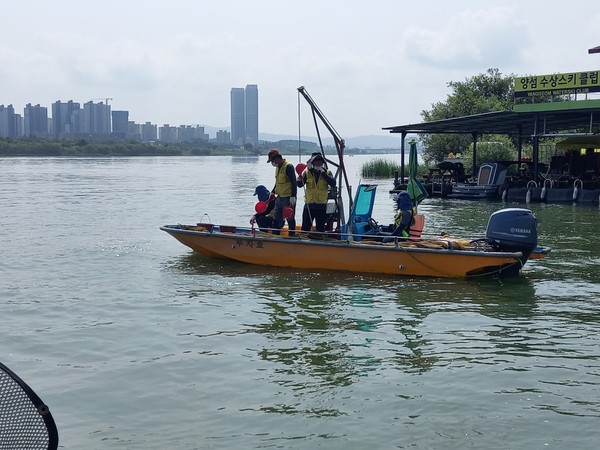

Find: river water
[1,155,599,449]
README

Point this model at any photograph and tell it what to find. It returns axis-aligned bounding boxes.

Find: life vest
[274,159,293,197]
[409,214,425,238]
[394,208,414,228]
[393,208,414,237]
[303,169,330,204]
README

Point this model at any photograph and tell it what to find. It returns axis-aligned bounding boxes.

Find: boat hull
[160,225,525,279]
[448,184,500,199]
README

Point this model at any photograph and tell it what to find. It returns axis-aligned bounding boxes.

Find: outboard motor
[485,208,537,263]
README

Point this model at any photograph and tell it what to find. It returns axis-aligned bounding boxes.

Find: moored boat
[448,162,508,199]
[161,205,541,278]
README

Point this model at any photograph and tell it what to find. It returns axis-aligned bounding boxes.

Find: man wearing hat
[250,185,275,231]
[391,191,414,237]
[297,152,336,234]
[266,148,297,235]
[382,191,414,242]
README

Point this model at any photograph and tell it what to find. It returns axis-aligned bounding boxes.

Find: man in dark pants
[250,185,275,231]
[267,149,297,236]
[297,153,336,234]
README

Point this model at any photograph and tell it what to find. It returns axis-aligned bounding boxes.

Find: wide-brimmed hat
[267,148,281,163]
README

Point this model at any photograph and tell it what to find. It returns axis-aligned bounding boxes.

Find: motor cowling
[485,208,537,259]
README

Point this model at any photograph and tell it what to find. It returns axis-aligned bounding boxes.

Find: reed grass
[360,158,402,178]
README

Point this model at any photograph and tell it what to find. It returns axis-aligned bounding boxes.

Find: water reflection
[164,253,600,423]
[164,253,543,388]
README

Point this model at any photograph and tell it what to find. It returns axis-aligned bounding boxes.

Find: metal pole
[401,132,406,183]
[533,114,539,181]
[471,132,478,180]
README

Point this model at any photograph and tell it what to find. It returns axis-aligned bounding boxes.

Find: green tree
[420,68,515,165]
[461,135,517,174]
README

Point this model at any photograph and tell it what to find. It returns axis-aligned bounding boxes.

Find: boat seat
[476,163,507,186]
[352,216,373,237]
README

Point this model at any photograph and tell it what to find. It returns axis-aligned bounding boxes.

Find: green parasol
[405,139,428,209]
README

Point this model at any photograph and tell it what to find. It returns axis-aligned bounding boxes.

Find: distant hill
[199,125,408,149]
[261,132,404,149]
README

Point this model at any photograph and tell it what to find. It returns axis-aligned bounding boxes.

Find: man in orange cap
[266,148,297,235]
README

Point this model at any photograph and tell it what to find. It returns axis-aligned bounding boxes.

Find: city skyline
[0,97,218,143]
[0,95,406,149]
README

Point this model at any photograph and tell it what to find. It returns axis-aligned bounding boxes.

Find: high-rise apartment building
[245,84,259,145]
[177,125,209,142]
[24,103,49,137]
[52,100,80,137]
[216,129,230,144]
[127,121,142,141]
[0,104,17,138]
[141,122,157,142]
[81,101,111,135]
[230,87,246,145]
[14,113,23,137]
[111,110,129,138]
[230,84,259,145]
[159,124,177,143]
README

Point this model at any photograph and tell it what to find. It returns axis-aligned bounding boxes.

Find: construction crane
[90,97,113,105]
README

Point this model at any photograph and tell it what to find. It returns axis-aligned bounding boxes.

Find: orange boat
[161,87,548,279]
[160,215,538,278]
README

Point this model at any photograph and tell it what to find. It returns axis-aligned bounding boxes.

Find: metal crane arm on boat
[297,86,354,231]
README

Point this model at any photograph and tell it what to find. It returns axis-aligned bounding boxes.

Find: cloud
[2,1,598,136]
[402,7,529,70]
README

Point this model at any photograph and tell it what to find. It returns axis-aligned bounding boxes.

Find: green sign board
[514,70,600,98]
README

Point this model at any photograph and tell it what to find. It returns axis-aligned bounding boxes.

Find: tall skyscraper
[230,87,246,145]
[245,84,259,145]
[230,84,259,145]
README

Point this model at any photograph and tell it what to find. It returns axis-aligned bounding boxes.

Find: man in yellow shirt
[297,153,336,233]
[267,148,297,236]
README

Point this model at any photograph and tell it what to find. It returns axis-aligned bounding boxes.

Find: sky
[2,0,600,139]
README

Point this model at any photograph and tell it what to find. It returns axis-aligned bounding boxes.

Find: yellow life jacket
[303,169,330,204]
[274,160,293,197]
[394,207,415,237]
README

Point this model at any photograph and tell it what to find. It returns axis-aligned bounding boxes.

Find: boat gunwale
[159,225,523,259]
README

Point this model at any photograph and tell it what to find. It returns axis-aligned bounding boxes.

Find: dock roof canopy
[383,102,600,138]
[555,135,600,149]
